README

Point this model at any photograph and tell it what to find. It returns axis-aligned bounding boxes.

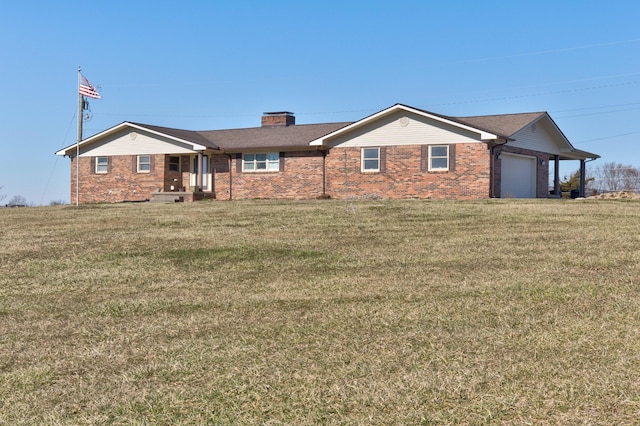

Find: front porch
[549,149,600,198]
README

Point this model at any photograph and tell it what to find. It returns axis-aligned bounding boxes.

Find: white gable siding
[327,110,483,148]
[509,118,562,155]
[79,129,196,157]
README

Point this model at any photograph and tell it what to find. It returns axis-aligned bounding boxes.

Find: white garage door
[501,153,536,198]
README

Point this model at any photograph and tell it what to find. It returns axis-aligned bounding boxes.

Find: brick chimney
[262,111,295,127]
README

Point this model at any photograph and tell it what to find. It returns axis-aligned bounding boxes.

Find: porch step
[150,192,185,203]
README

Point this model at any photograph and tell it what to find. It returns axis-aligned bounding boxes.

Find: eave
[55,122,211,157]
[309,103,505,146]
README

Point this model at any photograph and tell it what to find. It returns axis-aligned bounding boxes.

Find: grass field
[1,198,639,424]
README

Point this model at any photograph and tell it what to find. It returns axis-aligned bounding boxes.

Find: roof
[130,123,221,150]
[56,121,352,156]
[456,112,598,160]
[198,122,352,151]
[56,103,598,160]
[454,112,546,137]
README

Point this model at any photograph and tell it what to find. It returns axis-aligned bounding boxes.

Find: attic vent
[130,132,138,140]
[399,116,410,127]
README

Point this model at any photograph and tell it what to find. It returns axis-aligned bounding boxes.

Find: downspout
[226,154,233,200]
[489,140,508,198]
[321,150,327,197]
[579,157,597,197]
[212,167,216,197]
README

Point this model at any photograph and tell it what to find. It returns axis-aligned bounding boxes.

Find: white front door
[190,155,210,190]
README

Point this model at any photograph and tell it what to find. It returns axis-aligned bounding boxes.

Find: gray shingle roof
[132,108,553,152]
[201,122,353,151]
[130,123,220,150]
[453,112,546,137]
[134,122,353,151]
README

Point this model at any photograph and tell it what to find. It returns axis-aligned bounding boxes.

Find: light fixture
[540,159,546,165]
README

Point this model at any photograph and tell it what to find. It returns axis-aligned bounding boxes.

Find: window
[429,145,449,171]
[95,156,108,174]
[243,152,280,172]
[137,155,151,173]
[361,148,380,172]
[169,156,180,172]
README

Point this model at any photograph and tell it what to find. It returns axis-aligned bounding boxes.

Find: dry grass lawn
[1,198,639,424]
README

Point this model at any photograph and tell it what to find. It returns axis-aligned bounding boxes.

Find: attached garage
[501,153,536,198]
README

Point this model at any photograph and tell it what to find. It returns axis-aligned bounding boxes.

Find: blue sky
[1,0,639,204]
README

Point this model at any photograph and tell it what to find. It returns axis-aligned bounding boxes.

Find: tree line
[562,162,640,194]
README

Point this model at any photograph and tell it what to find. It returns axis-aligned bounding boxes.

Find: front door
[190,155,210,191]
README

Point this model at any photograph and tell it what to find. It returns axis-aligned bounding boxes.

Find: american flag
[79,73,101,99]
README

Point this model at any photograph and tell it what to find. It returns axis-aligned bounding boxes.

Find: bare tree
[592,162,640,193]
[6,195,28,207]
[0,186,5,203]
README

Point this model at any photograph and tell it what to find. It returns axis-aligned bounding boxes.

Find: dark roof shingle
[133,122,353,151]
[454,112,546,137]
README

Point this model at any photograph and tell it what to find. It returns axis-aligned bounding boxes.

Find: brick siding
[71,154,167,204]
[215,151,325,200]
[71,143,552,203]
[325,144,491,200]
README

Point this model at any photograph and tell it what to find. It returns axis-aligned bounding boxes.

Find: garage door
[501,153,536,198]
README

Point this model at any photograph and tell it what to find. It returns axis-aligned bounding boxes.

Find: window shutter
[420,146,428,172]
[449,144,456,172]
[132,156,138,173]
[150,155,155,173]
[279,152,285,172]
[90,157,96,174]
[379,147,386,173]
[236,153,242,173]
[107,157,112,174]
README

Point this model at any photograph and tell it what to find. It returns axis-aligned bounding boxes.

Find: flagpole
[76,66,83,206]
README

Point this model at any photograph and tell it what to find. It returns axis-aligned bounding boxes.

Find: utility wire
[40,111,77,205]
[574,130,640,145]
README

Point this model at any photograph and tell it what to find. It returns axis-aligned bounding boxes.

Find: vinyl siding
[327,110,483,148]
[78,129,196,157]
[508,118,562,155]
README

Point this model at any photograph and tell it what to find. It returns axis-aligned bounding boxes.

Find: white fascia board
[309,104,499,146]
[55,122,205,156]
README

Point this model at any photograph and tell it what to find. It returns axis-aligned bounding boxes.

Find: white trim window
[361,147,380,172]
[428,145,449,171]
[243,153,279,172]
[137,155,151,173]
[95,156,108,174]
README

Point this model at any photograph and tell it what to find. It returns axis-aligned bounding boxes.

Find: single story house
[55,103,599,203]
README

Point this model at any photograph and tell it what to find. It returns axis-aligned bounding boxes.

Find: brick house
[55,103,599,203]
